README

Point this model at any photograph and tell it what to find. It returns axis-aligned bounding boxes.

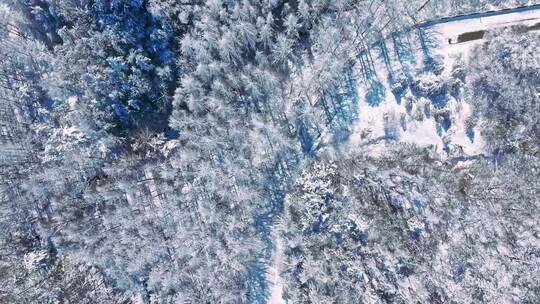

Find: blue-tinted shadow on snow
[377,39,409,105]
[357,48,378,85]
[293,98,319,156]
[466,127,475,143]
[298,122,316,155]
[356,44,389,108]
[389,33,416,106]
[326,77,359,144]
[417,28,439,62]
[378,40,393,78]
[418,27,447,82]
[298,68,359,154]
[392,32,416,67]
[430,92,449,109]
[366,81,386,107]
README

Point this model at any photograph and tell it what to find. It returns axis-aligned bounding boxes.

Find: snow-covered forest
[0,0,539,303]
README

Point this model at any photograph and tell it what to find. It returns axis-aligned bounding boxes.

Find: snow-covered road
[419,4,540,28]
[429,4,540,56]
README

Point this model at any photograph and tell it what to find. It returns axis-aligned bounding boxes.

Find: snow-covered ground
[347,5,540,158]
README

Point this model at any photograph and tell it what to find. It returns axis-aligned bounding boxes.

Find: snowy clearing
[347,5,540,158]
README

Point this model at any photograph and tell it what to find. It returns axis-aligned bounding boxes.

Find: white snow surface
[267,232,286,304]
